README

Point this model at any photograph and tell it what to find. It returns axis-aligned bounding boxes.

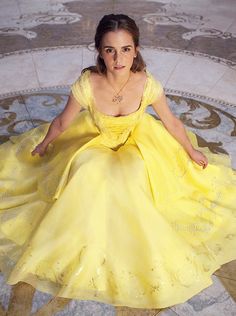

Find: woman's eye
[124,47,132,52]
[105,49,113,53]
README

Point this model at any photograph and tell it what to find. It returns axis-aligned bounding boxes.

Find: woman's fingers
[200,159,208,168]
[31,144,47,157]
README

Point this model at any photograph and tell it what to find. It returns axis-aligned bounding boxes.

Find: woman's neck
[105,70,132,90]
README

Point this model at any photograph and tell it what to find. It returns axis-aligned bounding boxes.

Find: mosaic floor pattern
[0,0,235,315]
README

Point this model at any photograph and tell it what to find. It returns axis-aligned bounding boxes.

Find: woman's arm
[31,93,81,156]
[151,92,208,168]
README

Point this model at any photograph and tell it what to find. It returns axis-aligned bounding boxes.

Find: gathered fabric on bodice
[70,69,164,150]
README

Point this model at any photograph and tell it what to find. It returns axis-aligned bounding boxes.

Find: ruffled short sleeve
[70,70,90,110]
[145,72,164,105]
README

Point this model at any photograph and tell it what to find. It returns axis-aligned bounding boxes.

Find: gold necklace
[106,72,131,103]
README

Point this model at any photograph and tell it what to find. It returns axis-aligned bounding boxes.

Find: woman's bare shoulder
[89,71,104,86]
[132,70,148,86]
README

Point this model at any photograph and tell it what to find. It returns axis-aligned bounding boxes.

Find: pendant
[112,94,123,103]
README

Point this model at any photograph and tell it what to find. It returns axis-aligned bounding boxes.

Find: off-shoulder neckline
[85,69,151,118]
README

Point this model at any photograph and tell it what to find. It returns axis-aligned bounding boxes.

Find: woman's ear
[97,49,103,59]
[134,46,140,58]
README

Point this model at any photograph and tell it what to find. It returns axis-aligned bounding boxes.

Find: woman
[0,14,236,311]
[32,15,208,169]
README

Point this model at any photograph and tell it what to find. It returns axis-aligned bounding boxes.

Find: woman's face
[99,29,138,74]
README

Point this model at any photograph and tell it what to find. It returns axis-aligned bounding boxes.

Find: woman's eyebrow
[103,45,133,48]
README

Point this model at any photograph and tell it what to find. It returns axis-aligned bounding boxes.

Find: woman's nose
[113,51,122,63]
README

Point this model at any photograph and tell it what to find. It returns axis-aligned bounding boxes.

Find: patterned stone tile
[208,67,236,103]
[0,273,11,312]
[55,299,116,316]
[114,306,163,315]
[141,49,182,85]
[217,277,236,302]
[0,53,39,94]
[214,260,236,281]
[159,308,179,316]
[165,54,228,95]
[0,274,116,315]
[0,94,34,144]
[0,0,236,63]
[171,275,236,316]
[22,88,69,126]
[31,48,83,87]
[227,19,236,34]
[0,0,20,18]
[0,1,235,315]
[0,0,114,54]
[1,47,236,104]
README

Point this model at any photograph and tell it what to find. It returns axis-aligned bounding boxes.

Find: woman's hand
[189,149,208,169]
[31,142,48,157]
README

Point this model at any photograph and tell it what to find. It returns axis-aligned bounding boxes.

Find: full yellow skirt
[0,111,235,309]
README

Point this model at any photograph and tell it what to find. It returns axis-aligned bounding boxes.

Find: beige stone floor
[0,0,236,315]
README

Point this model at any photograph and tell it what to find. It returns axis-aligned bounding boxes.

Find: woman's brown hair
[82,14,146,74]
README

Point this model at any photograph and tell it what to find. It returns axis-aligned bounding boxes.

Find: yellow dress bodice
[70,69,164,149]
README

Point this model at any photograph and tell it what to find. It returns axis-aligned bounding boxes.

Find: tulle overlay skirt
[0,110,235,309]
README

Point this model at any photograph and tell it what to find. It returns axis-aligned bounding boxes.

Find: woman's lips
[114,66,125,70]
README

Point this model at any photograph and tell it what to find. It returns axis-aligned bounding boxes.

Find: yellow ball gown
[0,69,235,309]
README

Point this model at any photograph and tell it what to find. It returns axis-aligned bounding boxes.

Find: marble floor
[0,0,236,315]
